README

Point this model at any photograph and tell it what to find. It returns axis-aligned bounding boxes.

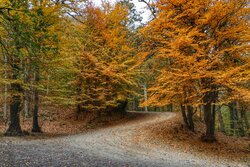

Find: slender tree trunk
[181,104,189,128]
[229,101,243,136]
[76,69,83,114]
[169,104,173,112]
[23,61,30,118]
[46,75,50,95]
[143,84,148,112]
[229,102,236,134]
[199,105,203,121]
[3,84,8,121]
[217,109,225,133]
[3,54,8,120]
[32,70,41,133]
[181,104,195,131]
[132,98,136,111]
[237,102,245,136]
[24,91,29,118]
[241,108,249,130]
[5,63,23,136]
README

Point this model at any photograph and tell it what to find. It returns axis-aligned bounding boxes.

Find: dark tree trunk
[202,92,216,142]
[187,106,195,132]
[181,105,189,128]
[5,64,23,136]
[181,104,194,132]
[119,100,128,116]
[200,77,218,142]
[202,102,215,142]
[32,70,42,133]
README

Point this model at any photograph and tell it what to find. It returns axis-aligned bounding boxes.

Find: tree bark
[217,109,225,133]
[143,84,148,112]
[237,102,245,136]
[169,104,173,112]
[181,104,189,128]
[229,101,237,134]
[187,105,195,132]
[228,101,244,136]
[5,63,23,136]
[202,91,217,142]
[32,70,42,133]
[23,60,31,118]
[241,108,249,130]
[3,54,8,120]
[24,91,29,118]
[181,104,194,131]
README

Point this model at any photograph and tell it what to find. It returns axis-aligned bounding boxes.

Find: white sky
[92,0,150,23]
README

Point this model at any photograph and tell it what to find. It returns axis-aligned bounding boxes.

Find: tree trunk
[217,108,225,133]
[24,91,29,118]
[187,105,195,132]
[199,105,203,121]
[202,92,216,142]
[132,98,136,111]
[236,102,245,136]
[23,61,30,118]
[228,101,244,136]
[5,63,23,136]
[169,104,173,112]
[241,107,249,130]
[46,75,50,95]
[181,104,194,131]
[32,70,41,133]
[3,54,8,121]
[181,104,189,128]
[229,102,237,134]
[143,84,148,112]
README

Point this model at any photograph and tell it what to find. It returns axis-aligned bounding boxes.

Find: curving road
[0,112,246,167]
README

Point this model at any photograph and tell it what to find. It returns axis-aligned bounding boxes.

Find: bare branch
[138,0,157,18]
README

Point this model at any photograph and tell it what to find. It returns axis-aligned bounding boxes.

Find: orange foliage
[139,0,250,107]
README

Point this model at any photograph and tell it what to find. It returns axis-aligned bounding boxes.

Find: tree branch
[138,0,157,18]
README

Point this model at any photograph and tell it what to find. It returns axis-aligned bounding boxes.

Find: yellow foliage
[139,0,250,107]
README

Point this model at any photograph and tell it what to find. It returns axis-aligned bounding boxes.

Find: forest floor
[0,108,249,167]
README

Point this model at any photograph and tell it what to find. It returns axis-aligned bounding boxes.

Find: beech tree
[58,1,138,116]
[139,0,250,142]
[0,0,32,135]
[0,0,64,135]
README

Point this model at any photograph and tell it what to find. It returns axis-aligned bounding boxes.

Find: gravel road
[0,112,247,167]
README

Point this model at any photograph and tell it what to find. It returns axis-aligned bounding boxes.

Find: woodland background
[0,0,249,145]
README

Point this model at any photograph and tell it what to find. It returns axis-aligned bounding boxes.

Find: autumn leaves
[139,0,250,141]
[0,0,249,141]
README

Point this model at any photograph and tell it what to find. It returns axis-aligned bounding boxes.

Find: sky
[92,0,150,23]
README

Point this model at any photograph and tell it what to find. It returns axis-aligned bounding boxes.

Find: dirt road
[0,112,246,167]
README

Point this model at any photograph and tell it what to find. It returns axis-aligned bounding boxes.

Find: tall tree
[61,1,137,115]
[139,0,250,142]
[0,0,31,135]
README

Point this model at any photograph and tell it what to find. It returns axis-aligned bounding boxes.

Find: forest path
[0,112,244,167]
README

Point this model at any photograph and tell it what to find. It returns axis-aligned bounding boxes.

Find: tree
[139,0,250,142]
[28,0,62,132]
[59,1,137,116]
[0,0,32,136]
[0,0,63,135]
